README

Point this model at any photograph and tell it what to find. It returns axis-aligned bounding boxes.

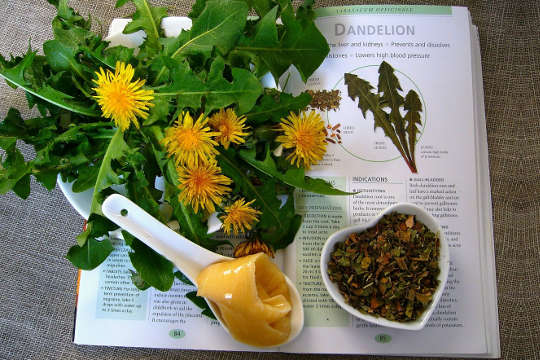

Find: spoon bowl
[102,194,304,347]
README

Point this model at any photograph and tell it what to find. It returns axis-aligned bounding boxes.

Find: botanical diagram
[344,61,423,173]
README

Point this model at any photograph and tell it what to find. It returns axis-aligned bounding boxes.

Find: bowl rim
[320,202,450,331]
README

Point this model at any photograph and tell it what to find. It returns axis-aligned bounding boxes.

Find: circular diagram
[326,64,427,164]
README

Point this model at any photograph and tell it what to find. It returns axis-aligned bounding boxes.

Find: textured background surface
[0,0,539,359]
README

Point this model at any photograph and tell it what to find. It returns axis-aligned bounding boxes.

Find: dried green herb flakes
[327,213,440,322]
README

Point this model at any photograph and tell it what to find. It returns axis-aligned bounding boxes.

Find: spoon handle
[102,194,228,283]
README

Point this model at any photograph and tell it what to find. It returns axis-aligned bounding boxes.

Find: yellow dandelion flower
[220,198,261,235]
[276,110,327,169]
[233,238,274,258]
[208,108,249,149]
[92,61,154,131]
[177,162,232,213]
[162,112,220,167]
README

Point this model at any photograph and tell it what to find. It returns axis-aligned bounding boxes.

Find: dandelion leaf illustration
[404,89,422,169]
[344,62,421,173]
[344,72,407,166]
[378,61,411,162]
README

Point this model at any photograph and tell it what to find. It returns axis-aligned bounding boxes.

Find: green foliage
[155,57,262,114]
[234,1,329,81]
[179,1,248,58]
[404,90,422,166]
[174,270,194,286]
[66,236,114,270]
[218,149,303,250]
[121,0,168,55]
[0,141,30,198]
[0,0,337,299]
[239,148,353,195]
[344,61,422,173]
[0,51,99,117]
[128,238,175,291]
[245,89,311,124]
[186,291,217,319]
[76,213,118,247]
[88,129,129,216]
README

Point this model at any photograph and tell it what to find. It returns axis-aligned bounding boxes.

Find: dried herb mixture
[327,213,440,322]
[306,89,341,111]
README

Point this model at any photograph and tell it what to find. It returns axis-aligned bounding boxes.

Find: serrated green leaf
[13,174,31,199]
[245,89,311,124]
[0,108,26,139]
[123,0,167,54]
[124,150,163,220]
[344,73,375,117]
[100,46,135,68]
[404,89,422,168]
[174,270,194,286]
[345,71,404,158]
[234,1,329,82]
[205,57,263,113]
[51,17,90,51]
[155,57,262,114]
[66,236,114,270]
[155,61,206,110]
[89,129,129,216]
[0,143,30,197]
[55,0,83,23]
[0,51,99,117]
[262,194,302,249]
[43,40,88,81]
[344,64,419,173]
[378,61,403,108]
[71,165,99,193]
[128,238,175,292]
[239,147,353,195]
[33,121,109,170]
[186,290,210,309]
[186,291,218,319]
[174,0,248,58]
[0,137,16,151]
[154,0,248,84]
[143,95,170,126]
[34,170,58,191]
[76,213,118,247]
[378,61,410,163]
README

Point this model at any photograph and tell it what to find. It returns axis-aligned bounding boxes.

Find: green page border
[315,5,452,17]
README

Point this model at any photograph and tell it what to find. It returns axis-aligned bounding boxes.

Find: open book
[73,5,500,357]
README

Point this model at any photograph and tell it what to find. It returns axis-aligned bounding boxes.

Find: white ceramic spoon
[101,193,304,347]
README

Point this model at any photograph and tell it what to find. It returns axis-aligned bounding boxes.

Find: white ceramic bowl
[320,202,449,330]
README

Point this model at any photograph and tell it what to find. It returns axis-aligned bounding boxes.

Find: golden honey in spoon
[197,253,291,347]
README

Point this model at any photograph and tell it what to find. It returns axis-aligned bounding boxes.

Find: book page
[74,6,497,356]
[74,229,289,350]
[281,6,491,355]
[74,233,255,350]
